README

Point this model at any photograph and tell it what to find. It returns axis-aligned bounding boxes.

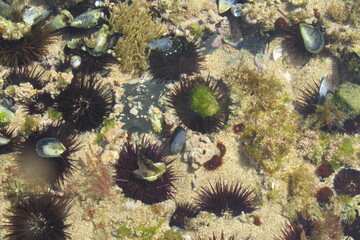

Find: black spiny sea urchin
[113,137,177,204]
[195,181,257,217]
[275,221,303,240]
[4,192,71,240]
[21,92,54,115]
[148,35,204,82]
[54,75,115,132]
[4,66,45,90]
[0,23,56,67]
[17,123,81,187]
[169,202,199,228]
[169,76,231,134]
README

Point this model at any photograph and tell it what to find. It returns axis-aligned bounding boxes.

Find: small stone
[129,107,138,116]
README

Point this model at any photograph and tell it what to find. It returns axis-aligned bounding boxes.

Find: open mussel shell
[318,76,335,105]
[133,157,166,182]
[300,23,325,54]
[35,137,66,158]
[218,0,237,14]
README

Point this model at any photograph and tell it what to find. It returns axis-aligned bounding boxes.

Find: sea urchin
[148,35,204,82]
[54,75,115,132]
[333,168,360,196]
[169,202,199,228]
[17,123,81,187]
[4,192,71,240]
[0,23,56,67]
[194,180,257,217]
[169,76,231,134]
[113,137,177,204]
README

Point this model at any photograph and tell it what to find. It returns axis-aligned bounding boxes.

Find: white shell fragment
[36,137,66,158]
[0,135,10,146]
[318,76,335,105]
[272,44,283,61]
[218,0,236,14]
[70,55,81,69]
[231,4,242,17]
[300,23,325,54]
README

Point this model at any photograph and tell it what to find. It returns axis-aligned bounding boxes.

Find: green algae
[191,85,220,117]
[336,82,360,116]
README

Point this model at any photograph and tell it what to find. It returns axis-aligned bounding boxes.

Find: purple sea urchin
[169,202,199,228]
[333,168,360,196]
[17,123,81,187]
[4,192,71,240]
[54,75,115,132]
[0,23,56,67]
[195,181,257,217]
[4,66,45,90]
[169,76,231,134]
[148,36,204,82]
[113,138,177,204]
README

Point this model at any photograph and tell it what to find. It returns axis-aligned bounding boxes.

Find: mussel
[133,155,166,182]
[35,137,66,158]
[299,23,324,54]
[318,76,334,105]
[169,126,186,154]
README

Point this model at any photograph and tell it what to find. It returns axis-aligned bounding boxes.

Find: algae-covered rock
[336,82,360,115]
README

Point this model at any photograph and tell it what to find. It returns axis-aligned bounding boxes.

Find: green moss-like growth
[336,82,360,116]
[0,105,13,125]
[47,107,62,120]
[22,116,38,133]
[226,66,298,172]
[332,136,357,165]
[136,220,164,240]
[191,86,220,117]
[189,21,204,39]
[161,230,182,240]
[3,179,24,206]
[95,119,116,143]
[109,0,166,73]
[116,224,132,238]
